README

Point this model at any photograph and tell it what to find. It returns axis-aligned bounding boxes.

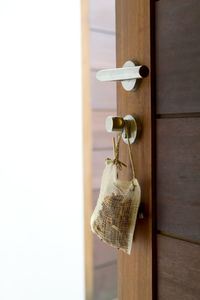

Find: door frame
[81,0,94,299]
[81,0,156,299]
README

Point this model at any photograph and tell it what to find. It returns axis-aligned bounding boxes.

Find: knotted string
[112,134,127,170]
[111,124,136,189]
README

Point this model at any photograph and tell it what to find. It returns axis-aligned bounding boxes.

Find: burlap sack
[90,135,141,254]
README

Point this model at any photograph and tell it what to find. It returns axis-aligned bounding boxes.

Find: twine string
[112,135,127,169]
[125,123,136,178]
[111,123,136,185]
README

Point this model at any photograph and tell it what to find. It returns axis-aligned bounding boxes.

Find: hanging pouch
[90,134,141,255]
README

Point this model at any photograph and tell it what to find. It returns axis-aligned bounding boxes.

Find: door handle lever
[96,61,149,91]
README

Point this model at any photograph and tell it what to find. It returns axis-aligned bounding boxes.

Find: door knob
[96,61,149,91]
[106,116,125,132]
[105,115,141,144]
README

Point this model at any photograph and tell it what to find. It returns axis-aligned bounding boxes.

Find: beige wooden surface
[116,0,155,299]
[81,0,93,299]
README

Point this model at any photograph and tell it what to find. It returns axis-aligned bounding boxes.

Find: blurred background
[89,1,117,299]
[0,1,84,299]
[0,0,118,299]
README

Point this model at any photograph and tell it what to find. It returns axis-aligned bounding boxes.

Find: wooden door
[84,0,200,299]
[116,0,200,300]
[156,0,200,299]
[116,0,154,299]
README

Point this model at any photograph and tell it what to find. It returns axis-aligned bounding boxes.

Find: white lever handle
[96,61,149,91]
[96,65,147,81]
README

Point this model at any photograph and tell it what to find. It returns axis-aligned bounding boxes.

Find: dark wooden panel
[94,262,117,300]
[90,31,116,70]
[92,189,117,268]
[89,0,115,33]
[91,71,116,111]
[158,234,200,300]
[92,149,113,190]
[156,0,200,114]
[92,111,116,149]
[157,118,200,241]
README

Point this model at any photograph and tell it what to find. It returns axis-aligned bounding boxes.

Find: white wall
[0,1,84,299]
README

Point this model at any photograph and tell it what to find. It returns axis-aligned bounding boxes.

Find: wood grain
[156,0,200,114]
[89,0,115,33]
[90,31,116,70]
[157,117,200,242]
[116,0,155,299]
[92,149,113,190]
[92,111,116,149]
[157,234,200,300]
[91,71,116,111]
[81,0,93,299]
[94,262,118,300]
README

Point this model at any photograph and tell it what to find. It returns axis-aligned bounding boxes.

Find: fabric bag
[90,134,141,255]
